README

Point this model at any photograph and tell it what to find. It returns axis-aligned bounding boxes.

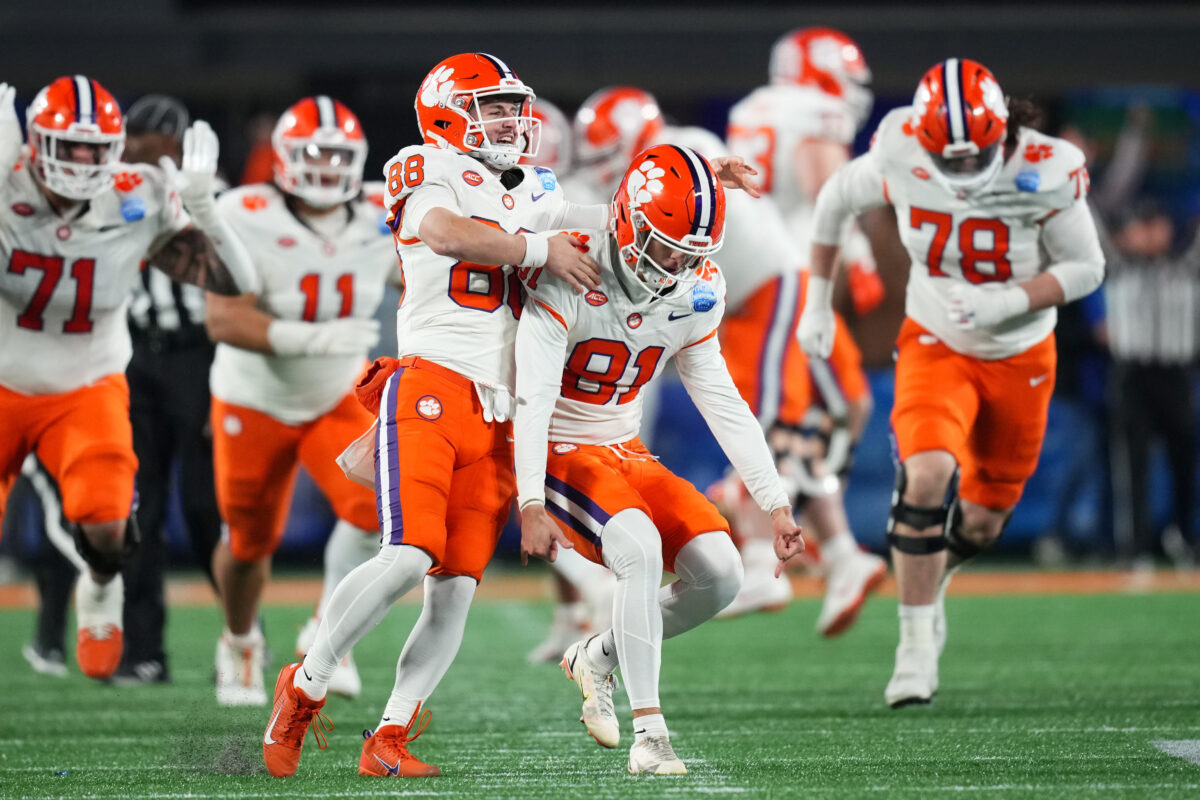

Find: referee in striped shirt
[1103,199,1200,567]
[121,96,223,682]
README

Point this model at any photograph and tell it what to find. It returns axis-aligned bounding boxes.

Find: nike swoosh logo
[98,224,122,233]
[635,728,647,735]
[601,642,610,657]
[373,754,401,776]
[1030,374,1050,387]
[264,706,283,745]
[568,654,578,675]
[531,192,546,202]
[303,668,313,681]
[667,311,692,321]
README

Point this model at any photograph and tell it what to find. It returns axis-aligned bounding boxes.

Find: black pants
[120,332,222,667]
[1109,361,1198,558]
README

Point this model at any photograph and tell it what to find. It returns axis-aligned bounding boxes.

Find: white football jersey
[209,182,399,424]
[514,233,790,514]
[653,125,800,310]
[0,159,190,395]
[521,230,726,444]
[727,85,858,224]
[386,144,571,393]
[825,107,1095,359]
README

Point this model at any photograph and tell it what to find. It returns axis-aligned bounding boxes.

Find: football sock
[819,529,858,569]
[299,543,431,697]
[898,603,936,644]
[317,520,378,619]
[384,574,476,725]
[601,509,663,710]
[633,712,668,742]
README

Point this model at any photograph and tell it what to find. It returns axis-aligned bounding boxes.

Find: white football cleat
[295,615,360,698]
[527,604,590,664]
[22,643,67,677]
[561,639,620,748]
[627,736,687,775]
[216,631,267,706]
[885,640,939,708]
[816,550,887,637]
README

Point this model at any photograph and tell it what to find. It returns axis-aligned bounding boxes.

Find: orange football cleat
[77,625,122,680]
[75,571,124,680]
[358,704,441,777]
[262,663,332,778]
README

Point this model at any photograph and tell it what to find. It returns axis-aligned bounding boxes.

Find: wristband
[519,232,549,268]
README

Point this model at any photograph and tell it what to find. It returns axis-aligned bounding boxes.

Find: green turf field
[3,586,1199,798]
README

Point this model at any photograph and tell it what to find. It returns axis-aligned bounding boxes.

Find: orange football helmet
[414,52,538,170]
[574,87,663,194]
[911,58,1008,194]
[612,144,725,298]
[272,96,367,208]
[25,75,124,200]
[769,28,873,126]
[524,99,573,173]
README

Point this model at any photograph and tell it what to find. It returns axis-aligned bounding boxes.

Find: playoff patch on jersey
[1015,170,1041,193]
[120,197,146,222]
[691,283,717,312]
[534,167,556,191]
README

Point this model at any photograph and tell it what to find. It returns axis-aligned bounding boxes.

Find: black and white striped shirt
[1104,237,1200,366]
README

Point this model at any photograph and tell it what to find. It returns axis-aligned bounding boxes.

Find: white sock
[586,630,619,674]
[600,509,664,711]
[383,574,476,723]
[317,520,378,619]
[659,532,743,639]
[819,530,858,569]
[300,543,431,697]
[898,603,936,645]
[633,712,668,742]
[226,626,262,650]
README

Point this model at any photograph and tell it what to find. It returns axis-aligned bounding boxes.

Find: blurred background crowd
[1,0,1197,584]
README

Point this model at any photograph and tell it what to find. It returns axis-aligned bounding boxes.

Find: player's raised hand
[710,155,761,198]
[545,232,600,292]
[769,507,805,578]
[0,83,23,170]
[179,120,219,203]
[520,503,574,565]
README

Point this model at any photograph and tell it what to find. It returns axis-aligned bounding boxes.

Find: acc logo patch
[11,202,33,216]
[462,171,484,186]
[277,236,296,248]
[911,167,931,180]
[535,166,557,191]
[502,193,515,210]
[627,312,643,329]
[552,442,579,455]
[416,395,443,420]
[242,194,268,211]
[585,290,608,307]
[120,197,146,222]
[691,283,717,313]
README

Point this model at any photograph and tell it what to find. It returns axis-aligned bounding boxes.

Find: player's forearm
[548,201,609,231]
[203,293,273,352]
[419,208,527,266]
[514,311,568,508]
[1041,201,1106,305]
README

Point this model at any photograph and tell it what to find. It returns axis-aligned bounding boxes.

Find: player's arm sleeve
[514,298,573,509]
[811,154,889,247]
[1041,198,1106,302]
[674,334,791,513]
[542,200,609,231]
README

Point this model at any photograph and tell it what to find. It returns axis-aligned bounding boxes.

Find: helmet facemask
[619,209,720,300]
[32,126,124,200]
[276,137,367,208]
[457,90,539,170]
[929,140,1003,196]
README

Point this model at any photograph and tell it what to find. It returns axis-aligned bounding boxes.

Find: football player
[516,144,803,774]
[204,96,397,706]
[573,86,885,635]
[0,76,254,681]
[797,58,1105,707]
[522,98,618,665]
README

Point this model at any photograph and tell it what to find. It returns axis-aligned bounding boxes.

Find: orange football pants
[0,374,136,529]
[374,357,515,582]
[543,438,730,573]
[721,272,868,428]
[891,318,1056,510]
[211,392,378,562]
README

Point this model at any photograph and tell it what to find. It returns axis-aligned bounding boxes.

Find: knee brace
[945,506,1011,559]
[886,464,958,555]
[72,515,141,575]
